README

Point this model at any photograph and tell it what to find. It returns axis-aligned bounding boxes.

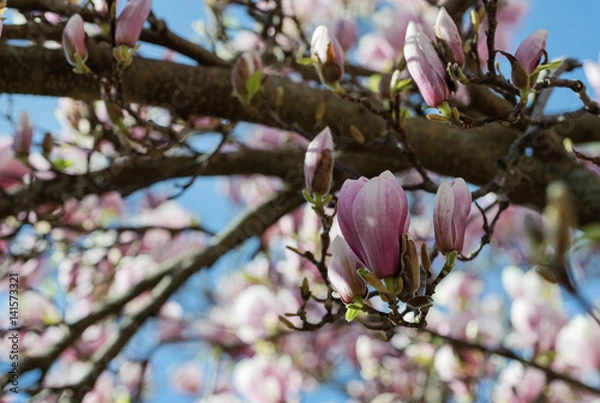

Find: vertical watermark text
[7,273,19,394]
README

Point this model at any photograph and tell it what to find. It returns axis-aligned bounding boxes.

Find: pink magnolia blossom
[434,178,472,254]
[233,355,301,403]
[333,16,357,51]
[555,315,600,370]
[328,236,366,303]
[356,33,397,72]
[170,363,204,395]
[583,52,600,102]
[0,140,31,192]
[310,25,345,85]
[494,361,546,403]
[115,0,152,47]
[303,126,334,195]
[337,170,410,279]
[434,7,464,65]
[433,272,483,311]
[514,29,548,75]
[232,284,298,343]
[62,14,87,66]
[404,21,452,107]
[510,297,567,351]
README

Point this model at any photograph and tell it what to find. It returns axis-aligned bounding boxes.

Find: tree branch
[0,45,599,225]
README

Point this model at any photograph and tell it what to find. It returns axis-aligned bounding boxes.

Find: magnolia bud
[115,0,152,47]
[231,50,263,103]
[62,14,87,67]
[311,25,345,85]
[434,7,464,66]
[434,178,472,254]
[304,127,334,195]
[404,22,452,107]
[13,112,33,156]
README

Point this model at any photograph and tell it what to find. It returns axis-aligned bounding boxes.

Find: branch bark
[0,44,599,225]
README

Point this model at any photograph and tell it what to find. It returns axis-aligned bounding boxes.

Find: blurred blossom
[494,361,546,403]
[337,171,410,279]
[501,265,560,301]
[232,284,298,343]
[333,16,358,51]
[477,0,528,64]
[233,355,301,403]
[510,297,567,351]
[356,33,396,72]
[433,272,483,311]
[555,315,600,370]
[583,52,600,102]
[170,362,204,395]
[0,138,31,192]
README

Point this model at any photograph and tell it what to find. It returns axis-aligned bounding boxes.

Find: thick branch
[1,45,599,225]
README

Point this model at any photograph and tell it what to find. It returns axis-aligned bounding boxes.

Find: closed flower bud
[231,50,263,103]
[434,178,471,254]
[303,127,334,195]
[42,132,54,156]
[115,0,152,47]
[328,236,367,304]
[404,21,452,107]
[62,14,87,67]
[515,29,548,75]
[13,112,33,156]
[338,170,410,279]
[434,7,464,66]
[311,25,345,85]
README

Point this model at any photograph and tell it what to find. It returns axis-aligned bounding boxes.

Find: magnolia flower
[303,127,334,195]
[62,14,87,67]
[404,21,452,107]
[310,25,345,85]
[433,178,471,255]
[555,315,600,370]
[515,29,548,75]
[337,170,410,279]
[434,7,464,66]
[334,17,358,51]
[13,112,33,156]
[115,0,152,47]
[328,236,366,304]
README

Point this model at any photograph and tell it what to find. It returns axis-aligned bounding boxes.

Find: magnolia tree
[1,0,600,401]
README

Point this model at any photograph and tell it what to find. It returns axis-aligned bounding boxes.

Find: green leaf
[245,70,263,101]
[530,59,563,77]
[51,159,73,171]
[392,78,413,93]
